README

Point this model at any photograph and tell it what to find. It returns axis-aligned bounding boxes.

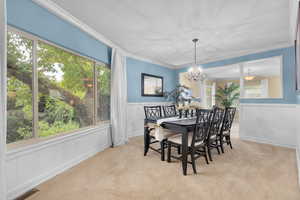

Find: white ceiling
[203,56,281,80]
[50,0,291,67]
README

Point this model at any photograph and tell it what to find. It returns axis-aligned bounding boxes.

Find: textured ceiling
[51,0,291,67]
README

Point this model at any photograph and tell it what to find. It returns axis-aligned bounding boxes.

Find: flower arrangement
[189,101,201,109]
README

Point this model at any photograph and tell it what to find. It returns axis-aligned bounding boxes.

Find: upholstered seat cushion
[149,129,178,139]
[222,131,230,136]
[210,134,216,139]
[147,122,179,140]
[168,132,204,146]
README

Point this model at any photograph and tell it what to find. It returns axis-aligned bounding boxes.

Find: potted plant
[215,83,240,108]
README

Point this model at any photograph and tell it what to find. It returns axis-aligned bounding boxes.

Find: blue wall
[297,94,300,104]
[176,47,297,104]
[127,58,176,102]
[7,0,111,64]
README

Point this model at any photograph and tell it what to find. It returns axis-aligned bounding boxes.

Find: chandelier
[186,39,206,82]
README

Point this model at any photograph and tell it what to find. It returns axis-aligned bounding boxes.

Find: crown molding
[174,42,293,69]
[32,0,176,69]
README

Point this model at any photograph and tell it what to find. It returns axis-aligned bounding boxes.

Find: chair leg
[220,137,225,153]
[216,142,220,155]
[191,150,197,174]
[226,136,230,145]
[207,145,213,162]
[177,146,181,154]
[204,153,209,165]
[226,136,233,149]
[228,136,233,149]
[144,127,150,156]
[160,140,165,161]
[167,142,171,163]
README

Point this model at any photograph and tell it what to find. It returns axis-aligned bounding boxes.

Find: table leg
[144,127,150,156]
[181,131,188,175]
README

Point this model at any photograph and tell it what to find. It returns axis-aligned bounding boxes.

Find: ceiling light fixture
[186,39,206,82]
[244,69,255,81]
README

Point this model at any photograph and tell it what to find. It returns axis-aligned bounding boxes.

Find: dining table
[144,117,198,176]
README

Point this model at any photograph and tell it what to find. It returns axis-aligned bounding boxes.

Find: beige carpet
[27,136,299,200]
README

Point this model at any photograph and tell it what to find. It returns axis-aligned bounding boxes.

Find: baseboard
[297,148,300,188]
[240,135,296,149]
[7,143,110,200]
[129,130,143,138]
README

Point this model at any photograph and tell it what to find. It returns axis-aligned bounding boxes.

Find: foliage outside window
[7,30,111,144]
[96,64,110,122]
[7,32,34,143]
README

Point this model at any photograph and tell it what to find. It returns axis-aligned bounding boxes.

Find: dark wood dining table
[144,117,197,176]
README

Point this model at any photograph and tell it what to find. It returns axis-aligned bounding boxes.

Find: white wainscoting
[5,124,111,200]
[127,102,171,138]
[239,103,297,148]
[296,105,300,186]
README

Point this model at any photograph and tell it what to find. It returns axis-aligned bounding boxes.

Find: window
[201,64,241,108]
[7,32,34,143]
[96,64,110,122]
[7,29,111,144]
[183,56,283,108]
[37,41,95,138]
[242,57,282,98]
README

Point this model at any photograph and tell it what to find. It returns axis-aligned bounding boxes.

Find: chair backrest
[191,109,214,147]
[208,107,225,139]
[220,107,236,134]
[144,106,162,119]
[163,105,177,117]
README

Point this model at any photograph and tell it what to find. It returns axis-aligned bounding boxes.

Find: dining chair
[144,105,178,161]
[206,107,225,161]
[167,109,213,174]
[219,107,236,153]
[163,105,177,117]
[144,105,163,119]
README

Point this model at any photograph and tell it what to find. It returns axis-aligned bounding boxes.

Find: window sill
[6,122,111,159]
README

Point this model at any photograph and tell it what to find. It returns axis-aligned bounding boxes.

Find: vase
[179,110,182,118]
[184,110,188,118]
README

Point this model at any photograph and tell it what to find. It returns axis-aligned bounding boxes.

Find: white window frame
[239,55,284,99]
[202,55,284,100]
[7,26,111,146]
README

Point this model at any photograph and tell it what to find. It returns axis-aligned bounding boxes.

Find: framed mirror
[141,73,164,97]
